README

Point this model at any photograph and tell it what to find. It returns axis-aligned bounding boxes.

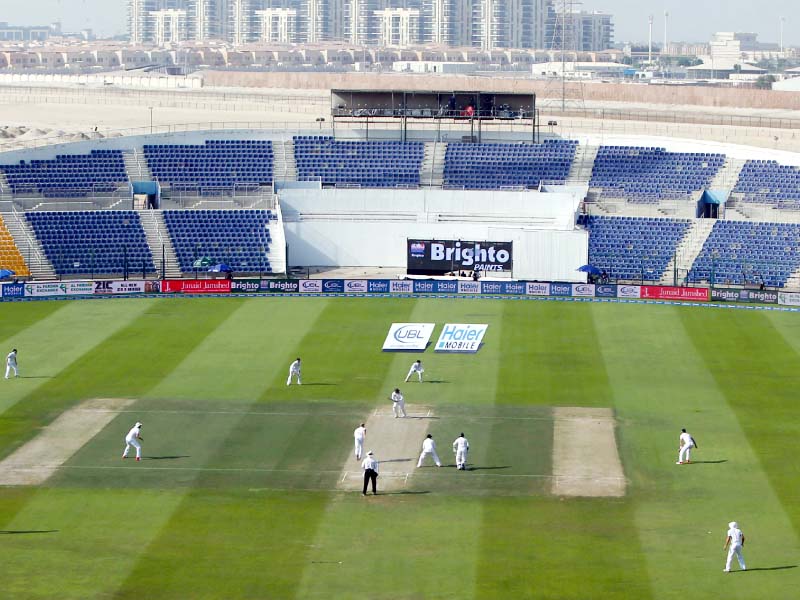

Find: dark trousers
[363,469,377,495]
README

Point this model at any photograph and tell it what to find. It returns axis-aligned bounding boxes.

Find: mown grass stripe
[0,299,64,345]
[0,299,155,417]
[595,304,800,599]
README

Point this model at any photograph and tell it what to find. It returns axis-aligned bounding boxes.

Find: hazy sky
[0,0,798,45]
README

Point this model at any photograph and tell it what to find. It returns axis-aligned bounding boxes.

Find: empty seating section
[293,136,424,187]
[26,211,154,276]
[163,209,277,273]
[443,140,577,189]
[1,150,127,198]
[583,216,690,281]
[590,146,724,203]
[733,160,800,208]
[689,221,800,287]
[143,140,274,195]
[0,215,29,276]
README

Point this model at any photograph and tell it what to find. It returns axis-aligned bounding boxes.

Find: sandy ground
[337,404,435,494]
[0,397,134,486]
[551,406,626,497]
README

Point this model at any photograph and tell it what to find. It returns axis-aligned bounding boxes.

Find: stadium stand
[163,209,277,273]
[0,150,127,198]
[688,220,800,287]
[732,160,800,208]
[443,139,578,189]
[589,146,725,203]
[0,215,29,276]
[26,211,154,276]
[582,215,691,280]
[293,136,424,187]
[143,140,274,194]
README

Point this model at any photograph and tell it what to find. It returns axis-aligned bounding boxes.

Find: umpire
[362,451,379,495]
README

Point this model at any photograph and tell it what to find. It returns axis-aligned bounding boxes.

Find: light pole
[648,15,654,65]
[780,16,786,54]
[148,106,154,134]
[316,117,325,131]
[663,11,669,64]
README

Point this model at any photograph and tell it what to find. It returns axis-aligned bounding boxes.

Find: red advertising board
[640,285,710,301]
[161,280,232,294]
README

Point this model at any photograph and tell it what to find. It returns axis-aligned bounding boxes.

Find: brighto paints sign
[382,323,436,351]
[435,323,488,353]
[407,239,513,274]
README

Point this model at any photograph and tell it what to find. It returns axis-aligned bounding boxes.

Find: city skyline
[0,0,797,45]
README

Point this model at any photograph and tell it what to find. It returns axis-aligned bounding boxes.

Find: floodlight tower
[663,10,669,61]
[780,16,786,54]
[648,14,654,64]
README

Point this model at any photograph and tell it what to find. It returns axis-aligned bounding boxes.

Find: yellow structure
[0,215,30,277]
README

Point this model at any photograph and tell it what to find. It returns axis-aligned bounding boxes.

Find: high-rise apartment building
[127,0,612,49]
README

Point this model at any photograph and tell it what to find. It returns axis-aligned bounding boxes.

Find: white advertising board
[382,323,436,351]
[434,323,488,353]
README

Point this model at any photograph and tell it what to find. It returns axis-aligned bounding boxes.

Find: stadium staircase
[710,157,747,189]
[785,264,800,290]
[273,140,297,182]
[421,142,446,187]
[567,144,599,185]
[139,210,181,279]
[123,149,154,183]
[660,218,717,285]
[0,213,30,277]
[0,209,56,280]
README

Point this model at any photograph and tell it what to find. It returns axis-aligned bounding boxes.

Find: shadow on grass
[690,460,728,464]
[18,376,52,379]
[380,458,414,464]
[0,530,59,534]
[468,465,511,471]
[373,490,430,496]
[300,383,335,386]
[730,565,797,573]
[142,455,191,461]
[425,380,449,384]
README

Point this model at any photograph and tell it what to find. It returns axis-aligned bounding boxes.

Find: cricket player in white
[405,360,424,383]
[354,423,366,461]
[391,388,407,418]
[453,433,469,470]
[723,521,746,572]
[417,434,441,467]
[677,428,697,464]
[5,348,18,379]
[286,357,302,386]
[122,422,143,461]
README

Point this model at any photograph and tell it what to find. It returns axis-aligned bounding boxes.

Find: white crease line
[50,464,625,480]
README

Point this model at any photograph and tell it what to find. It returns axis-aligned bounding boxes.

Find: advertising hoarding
[640,286,710,301]
[161,280,232,294]
[382,323,436,351]
[407,239,513,275]
[434,323,488,353]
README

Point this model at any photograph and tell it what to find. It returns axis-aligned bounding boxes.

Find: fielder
[286,357,302,386]
[676,428,698,464]
[354,423,366,461]
[453,433,469,470]
[405,359,424,383]
[391,388,407,418]
[417,434,441,467]
[122,422,143,461]
[5,348,18,379]
[723,521,746,572]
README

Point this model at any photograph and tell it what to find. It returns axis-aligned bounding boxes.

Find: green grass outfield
[1,296,800,599]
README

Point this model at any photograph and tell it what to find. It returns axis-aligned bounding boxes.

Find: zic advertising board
[434,323,488,353]
[407,239,513,275]
[382,323,436,351]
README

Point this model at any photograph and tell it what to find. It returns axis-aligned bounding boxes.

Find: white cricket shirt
[354,426,366,441]
[361,457,379,472]
[680,432,694,446]
[422,438,436,452]
[126,425,141,442]
[7,352,16,366]
[391,391,403,403]
[453,437,469,451]
[728,527,743,547]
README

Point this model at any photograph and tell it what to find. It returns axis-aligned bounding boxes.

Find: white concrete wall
[284,221,587,281]
[0,73,202,89]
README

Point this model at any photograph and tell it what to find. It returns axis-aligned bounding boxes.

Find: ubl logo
[394,326,424,341]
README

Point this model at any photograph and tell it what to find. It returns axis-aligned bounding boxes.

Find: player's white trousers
[417,449,441,467]
[5,364,18,378]
[725,545,746,571]
[287,371,301,385]
[392,400,406,418]
[354,438,364,460]
[678,444,694,463]
[405,369,422,382]
[123,438,141,458]
[456,449,468,468]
